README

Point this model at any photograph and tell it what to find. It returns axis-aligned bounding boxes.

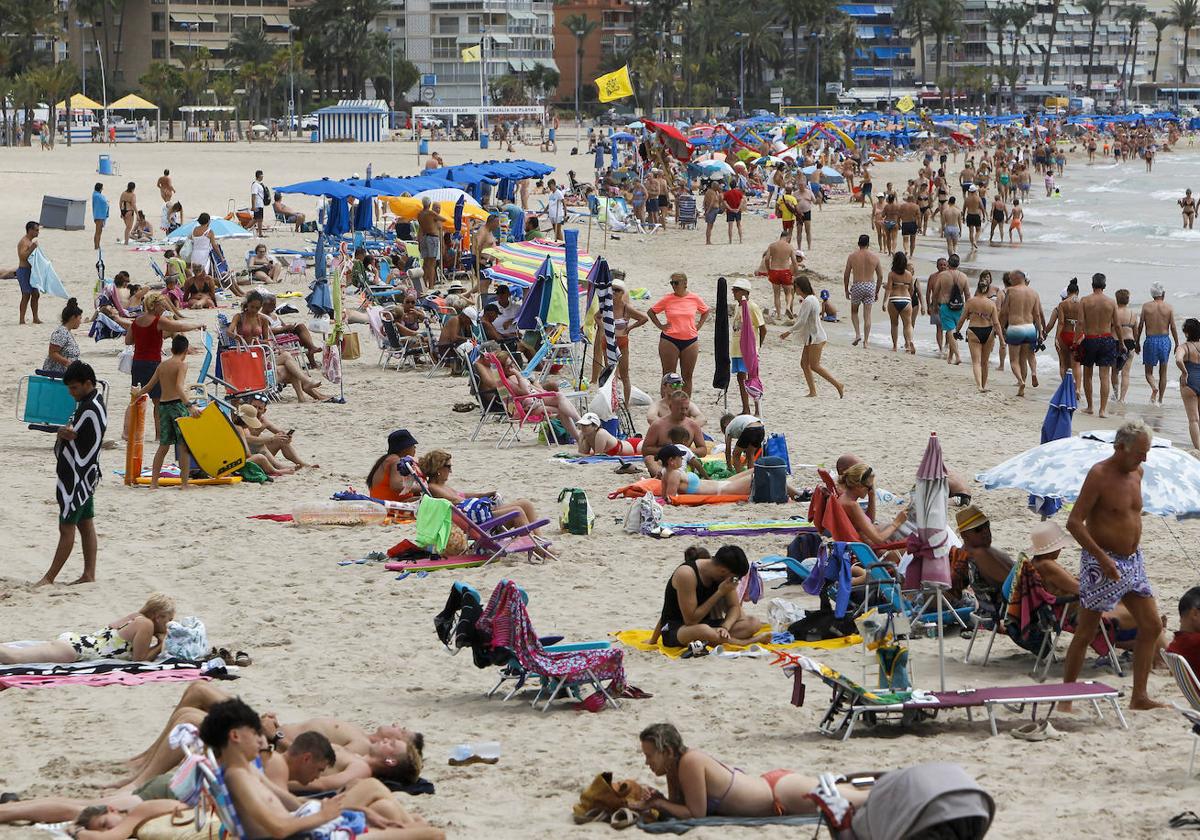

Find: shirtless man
[471,214,500,299]
[963,185,983,251]
[930,254,969,366]
[156,170,174,203]
[959,162,975,198]
[795,180,815,251]
[1077,273,1122,417]
[940,196,962,256]
[999,269,1045,397]
[416,198,444,294]
[925,257,948,355]
[763,232,799,320]
[987,193,1007,245]
[843,234,883,348]
[16,220,40,324]
[1062,420,1165,712]
[646,373,707,429]
[1136,281,1178,404]
[897,192,920,257]
[642,390,708,477]
[205,698,443,840]
[950,506,1014,616]
[121,683,423,792]
[880,194,900,254]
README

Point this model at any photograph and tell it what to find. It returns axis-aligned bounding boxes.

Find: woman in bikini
[1043,277,1083,396]
[955,276,1004,393]
[1180,189,1196,230]
[495,352,582,440]
[118,182,137,244]
[419,449,546,540]
[576,413,641,456]
[882,251,916,355]
[1175,318,1200,450]
[590,277,647,405]
[227,291,330,402]
[634,723,869,823]
[648,272,709,396]
[659,445,804,503]
[1113,288,1139,403]
[0,594,174,664]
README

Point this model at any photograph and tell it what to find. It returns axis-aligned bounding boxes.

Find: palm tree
[833,15,862,87]
[226,26,272,70]
[1172,0,1200,84]
[139,61,182,139]
[1119,5,1149,101]
[561,13,600,114]
[929,0,962,86]
[1081,0,1109,95]
[1008,5,1036,107]
[10,72,41,146]
[28,63,76,147]
[1042,0,1063,84]
[896,0,932,81]
[1152,14,1171,81]
[984,3,1010,107]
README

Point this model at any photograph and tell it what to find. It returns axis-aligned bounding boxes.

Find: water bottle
[291,501,388,526]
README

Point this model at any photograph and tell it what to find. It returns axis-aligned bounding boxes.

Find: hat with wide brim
[1026,521,1072,557]
[236,404,263,429]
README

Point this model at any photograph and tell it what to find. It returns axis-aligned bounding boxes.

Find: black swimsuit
[659,558,723,648]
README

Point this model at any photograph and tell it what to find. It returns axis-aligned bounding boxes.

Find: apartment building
[551,0,634,107]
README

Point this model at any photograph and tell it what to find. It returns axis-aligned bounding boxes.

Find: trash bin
[418,138,429,155]
[97,154,113,175]
[39,196,87,231]
[480,135,490,150]
[309,130,319,143]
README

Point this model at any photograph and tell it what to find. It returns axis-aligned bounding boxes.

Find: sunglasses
[669,280,682,287]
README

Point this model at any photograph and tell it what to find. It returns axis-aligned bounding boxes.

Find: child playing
[133,334,199,489]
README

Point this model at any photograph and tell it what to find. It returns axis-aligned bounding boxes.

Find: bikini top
[703,755,740,816]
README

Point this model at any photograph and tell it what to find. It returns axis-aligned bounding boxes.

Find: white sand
[0,137,1195,839]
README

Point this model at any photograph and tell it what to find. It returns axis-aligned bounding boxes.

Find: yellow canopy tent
[108,93,161,141]
[55,93,104,111]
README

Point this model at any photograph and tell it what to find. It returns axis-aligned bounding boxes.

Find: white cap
[968,184,978,192]
[612,278,626,291]
[731,278,752,293]
[578,412,602,427]
[463,305,479,322]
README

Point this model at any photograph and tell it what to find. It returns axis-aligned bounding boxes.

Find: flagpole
[479,31,487,140]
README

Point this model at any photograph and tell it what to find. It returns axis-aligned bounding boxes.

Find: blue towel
[29,247,68,298]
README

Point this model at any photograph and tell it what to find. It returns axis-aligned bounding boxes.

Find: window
[152,12,165,31]
[438,16,459,34]
[152,39,166,58]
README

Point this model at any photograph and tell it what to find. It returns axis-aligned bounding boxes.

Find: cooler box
[749,456,788,503]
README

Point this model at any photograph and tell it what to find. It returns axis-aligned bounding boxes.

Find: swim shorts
[850,282,876,305]
[1078,548,1154,613]
[419,234,441,260]
[939,303,960,332]
[157,399,192,446]
[768,269,793,287]
[781,219,795,232]
[726,211,742,223]
[943,225,960,239]
[60,495,95,526]
[704,208,719,225]
[965,213,982,228]
[1004,324,1038,346]
[901,221,918,236]
[15,267,33,295]
[646,197,660,213]
[731,357,748,375]
[1078,335,1118,367]
[1142,333,1173,366]
[802,211,812,222]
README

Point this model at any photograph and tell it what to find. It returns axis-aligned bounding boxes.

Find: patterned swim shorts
[1078,548,1154,613]
[850,282,876,305]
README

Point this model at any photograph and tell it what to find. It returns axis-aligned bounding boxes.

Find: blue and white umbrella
[693,160,734,178]
[164,218,253,241]
[977,429,1200,518]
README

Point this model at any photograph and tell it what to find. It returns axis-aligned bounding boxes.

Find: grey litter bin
[40,196,87,231]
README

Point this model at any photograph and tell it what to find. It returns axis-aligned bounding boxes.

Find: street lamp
[733,31,747,113]
[288,24,298,137]
[571,25,584,138]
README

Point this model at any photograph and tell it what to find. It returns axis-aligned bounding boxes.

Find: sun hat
[955,504,989,533]
[387,428,418,454]
[731,278,752,293]
[578,412,602,427]
[236,404,263,429]
[1027,521,1072,557]
[462,305,479,322]
[446,280,466,292]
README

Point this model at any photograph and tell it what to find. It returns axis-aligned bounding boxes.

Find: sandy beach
[0,135,1196,839]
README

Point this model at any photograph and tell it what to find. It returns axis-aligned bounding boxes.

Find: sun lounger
[775,651,1128,739]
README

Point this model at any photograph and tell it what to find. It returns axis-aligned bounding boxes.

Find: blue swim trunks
[939,303,960,332]
[1142,333,1173,366]
[731,357,748,375]
[15,267,32,295]
[1005,324,1038,346]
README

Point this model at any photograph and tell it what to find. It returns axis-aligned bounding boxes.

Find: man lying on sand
[119,683,423,793]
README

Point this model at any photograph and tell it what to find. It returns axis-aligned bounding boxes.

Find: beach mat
[613,628,860,659]
[638,814,820,834]
[660,519,816,537]
[0,669,210,691]
[384,556,488,572]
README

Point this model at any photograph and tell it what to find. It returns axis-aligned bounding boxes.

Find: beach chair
[376,310,428,370]
[1165,652,1200,776]
[465,344,509,441]
[484,351,558,448]
[963,563,1019,666]
[475,579,625,712]
[209,250,243,294]
[185,744,248,839]
[676,194,698,229]
[14,371,78,432]
[401,456,555,563]
[775,651,1127,740]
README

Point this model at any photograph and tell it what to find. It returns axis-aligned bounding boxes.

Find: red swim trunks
[768,269,793,287]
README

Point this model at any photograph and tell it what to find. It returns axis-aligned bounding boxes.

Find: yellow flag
[896,95,915,113]
[595,65,634,103]
[461,44,481,63]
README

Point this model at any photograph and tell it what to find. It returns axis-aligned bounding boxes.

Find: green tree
[139,61,183,139]
[28,62,77,147]
[489,74,528,106]
[292,0,387,98]
[1172,0,1200,84]
[0,0,59,74]
[833,15,862,87]
[929,0,962,83]
[1042,0,1063,84]
[1152,14,1171,81]
[896,0,932,81]
[226,26,272,69]
[179,47,212,105]
[985,4,1011,108]
[561,14,600,112]
[11,72,41,145]
[1008,5,1036,106]
[1081,0,1109,94]
[1118,5,1149,101]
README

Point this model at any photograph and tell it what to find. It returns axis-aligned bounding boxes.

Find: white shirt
[794,295,827,345]
[725,414,761,440]
[496,300,523,334]
[251,180,266,209]
[547,188,566,223]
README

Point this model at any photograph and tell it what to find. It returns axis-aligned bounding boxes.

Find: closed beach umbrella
[978,430,1200,518]
[712,277,730,392]
[324,197,350,236]
[352,194,373,231]
[564,229,582,344]
[909,431,952,690]
[738,298,763,402]
[1031,371,1076,516]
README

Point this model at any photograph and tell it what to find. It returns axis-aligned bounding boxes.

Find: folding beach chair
[1165,652,1200,776]
[676,193,698,229]
[465,344,509,441]
[15,371,80,432]
[376,310,429,370]
[775,651,1128,740]
[209,250,243,294]
[963,562,1019,666]
[187,744,248,839]
[484,351,559,448]
[475,580,625,712]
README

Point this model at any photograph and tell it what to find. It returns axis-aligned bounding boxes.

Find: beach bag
[340,331,361,361]
[762,433,791,473]
[179,236,193,262]
[749,456,788,503]
[572,773,653,824]
[165,617,209,661]
[623,491,663,535]
[117,345,134,375]
[558,487,595,535]
[539,418,572,444]
[288,257,305,275]
[947,281,964,311]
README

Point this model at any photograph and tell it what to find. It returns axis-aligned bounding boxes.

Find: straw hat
[1027,521,1072,557]
[955,504,989,533]
[236,403,263,429]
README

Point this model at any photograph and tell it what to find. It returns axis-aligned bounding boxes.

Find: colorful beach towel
[613,628,860,659]
[660,519,817,537]
[0,669,209,691]
[609,479,746,506]
[638,815,820,834]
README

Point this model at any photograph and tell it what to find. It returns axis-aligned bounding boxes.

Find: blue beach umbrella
[324,197,350,236]
[1030,371,1077,516]
[352,194,373,231]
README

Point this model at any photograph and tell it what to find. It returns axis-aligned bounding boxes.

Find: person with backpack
[251,170,269,237]
[931,254,970,366]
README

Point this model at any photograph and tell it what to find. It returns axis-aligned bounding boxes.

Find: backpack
[558,487,595,535]
[623,491,663,535]
[947,280,965,311]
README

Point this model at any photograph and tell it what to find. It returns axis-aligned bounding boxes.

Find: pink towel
[0,670,208,691]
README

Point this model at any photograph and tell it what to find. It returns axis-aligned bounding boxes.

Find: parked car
[417,115,443,128]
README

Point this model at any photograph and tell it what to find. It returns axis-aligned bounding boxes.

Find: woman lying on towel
[576,412,642,456]
[635,723,869,821]
[0,594,175,665]
[419,450,546,537]
[659,445,805,503]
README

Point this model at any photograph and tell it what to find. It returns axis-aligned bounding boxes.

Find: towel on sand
[613,628,860,659]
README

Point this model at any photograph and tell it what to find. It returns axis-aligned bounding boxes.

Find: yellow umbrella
[387,196,489,230]
[56,93,104,110]
[110,93,158,110]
